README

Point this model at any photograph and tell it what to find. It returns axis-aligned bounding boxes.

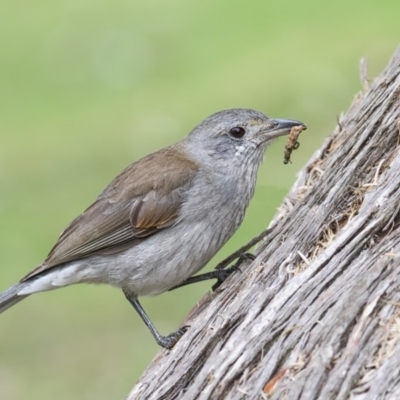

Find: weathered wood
[127,47,400,400]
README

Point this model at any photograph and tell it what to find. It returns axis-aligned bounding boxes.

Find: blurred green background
[0,0,398,398]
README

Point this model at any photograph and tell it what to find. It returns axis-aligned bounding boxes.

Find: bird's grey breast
[181,162,258,237]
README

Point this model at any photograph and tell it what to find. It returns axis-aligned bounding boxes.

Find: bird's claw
[236,252,255,266]
[212,252,255,291]
[157,325,190,349]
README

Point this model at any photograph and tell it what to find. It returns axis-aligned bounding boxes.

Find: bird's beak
[261,118,307,141]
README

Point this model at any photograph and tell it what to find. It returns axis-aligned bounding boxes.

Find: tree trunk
[127,47,400,400]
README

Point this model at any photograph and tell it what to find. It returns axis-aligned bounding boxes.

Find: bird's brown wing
[21,146,198,281]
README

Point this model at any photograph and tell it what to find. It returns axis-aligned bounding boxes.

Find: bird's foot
[235,252,256,265]
[212,253,255,291]
[156,325,190,349]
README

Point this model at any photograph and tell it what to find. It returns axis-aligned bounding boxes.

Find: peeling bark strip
[127,47,400,400]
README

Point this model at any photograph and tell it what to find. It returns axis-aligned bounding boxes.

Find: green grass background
[0,0,399,398]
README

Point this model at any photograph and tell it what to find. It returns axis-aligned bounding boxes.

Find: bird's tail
[0,282,30,314]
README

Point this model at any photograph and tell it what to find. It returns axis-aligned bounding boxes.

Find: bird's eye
[229,126,246,139]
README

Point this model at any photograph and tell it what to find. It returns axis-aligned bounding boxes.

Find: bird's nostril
[270,121,279,129]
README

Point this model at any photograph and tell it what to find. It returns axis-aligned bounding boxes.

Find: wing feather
[21,146,198,281]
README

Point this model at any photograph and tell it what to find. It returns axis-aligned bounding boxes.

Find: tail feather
[0,282,30,314]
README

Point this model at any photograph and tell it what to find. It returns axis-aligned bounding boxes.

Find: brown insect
[283,125,306,164]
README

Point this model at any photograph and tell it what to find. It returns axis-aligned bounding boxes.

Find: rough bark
[127,47,400,400]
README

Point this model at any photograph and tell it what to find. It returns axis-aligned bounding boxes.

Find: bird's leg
[124,293,189,349]
[169,252,255,292]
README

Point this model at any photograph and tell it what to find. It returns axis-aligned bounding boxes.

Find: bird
[0,108,306,349]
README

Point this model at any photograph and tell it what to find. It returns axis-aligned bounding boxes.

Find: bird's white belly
[19,219,229,297]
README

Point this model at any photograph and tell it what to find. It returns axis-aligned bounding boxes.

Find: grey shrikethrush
[0,108,306,349]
